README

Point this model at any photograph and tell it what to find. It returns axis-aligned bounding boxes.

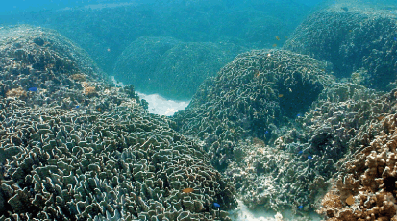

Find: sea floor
[228,200,322,221]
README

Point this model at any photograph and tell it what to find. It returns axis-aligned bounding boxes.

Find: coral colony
[3,1,397,220]
[0,26,235,220]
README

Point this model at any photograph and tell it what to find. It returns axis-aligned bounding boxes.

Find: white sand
[228,200,322,221]
[110,76,189,116]
[229,200,281,221]
[137,92,189,116]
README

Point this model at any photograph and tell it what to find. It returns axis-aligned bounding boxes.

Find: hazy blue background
[0,0,326,100]
[0,0,323,13]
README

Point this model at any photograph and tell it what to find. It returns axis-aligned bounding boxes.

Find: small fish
[341,7,348,12]
[275,36,280,41]
[213,203,221,208]
[254,69,260,78]
[308,156,313,160]
[394,37,397,41]
[278,94,284,98]
[346,195,354,205]
[272,43,277,47]
[264,131,269,135]
[28,87,38,92]
[298,205,303,209]
[298,150,303,154]
[75,105,80,109]
[182,187,194,193]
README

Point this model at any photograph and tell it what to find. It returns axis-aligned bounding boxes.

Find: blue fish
[308,156,313,160]
[298,150,303,154]
[75,105,80,109]
[28,87,38,92]
[298,205,303,209]
[264,131,269,135]
[213,203,220,208]
[394,37,397,41]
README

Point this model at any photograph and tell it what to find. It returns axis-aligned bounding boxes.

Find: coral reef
[173,49,334,170]
[113,36,244,100]
[219,82,393,215]
[5,2,397,219]
[291,83,386,176]
[317,111,397,220]
[0,25,110,109]
[284,3,397,91]
[177,68,392,213]
[0,26,237,220]
[0,103,236,220]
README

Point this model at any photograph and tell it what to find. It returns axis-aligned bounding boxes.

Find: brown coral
[318,113,397,220]
[317,190,342,218]
[83,83,98,97]
[6,87,27,99]
[70,73,87,82]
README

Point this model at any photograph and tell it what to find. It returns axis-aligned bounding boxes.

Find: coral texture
[0,25,236,220]
[317,112,397,220]
[173,49,334,170]
[0,104,236,220]
[284,4,397,90]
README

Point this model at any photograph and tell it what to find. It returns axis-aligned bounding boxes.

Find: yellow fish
[346,195,354,205]
[182,188,194,193]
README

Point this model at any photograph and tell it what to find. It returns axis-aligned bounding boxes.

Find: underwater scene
[2,0,397,220]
